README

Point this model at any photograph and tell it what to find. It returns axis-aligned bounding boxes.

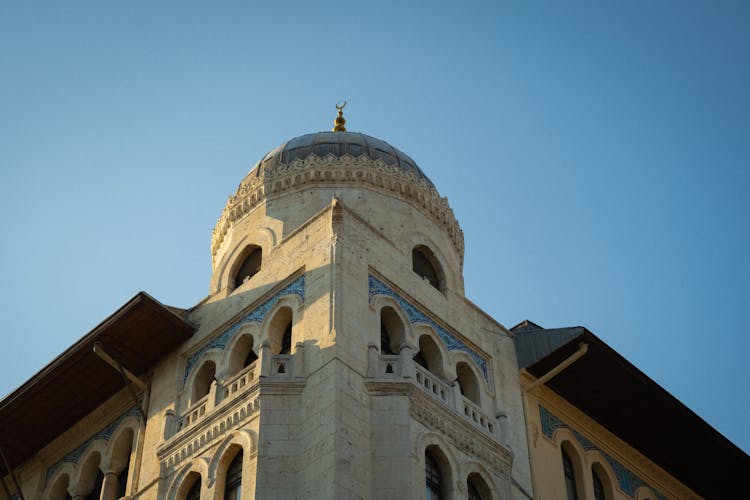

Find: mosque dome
[213,115,464,271]
[241,131,434,188]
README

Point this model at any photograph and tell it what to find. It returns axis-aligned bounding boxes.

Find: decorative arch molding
[165,457,210,500]
[44,405,142,489]
[461,460,501,500]
[43,462,75,499]
[370,294,417,350]
[258,294,303,348]
[414,324,452,378]
[207,429,257,485]
[183,350,222,400]
[590,455,618,500]
[450,351,489,393]
[69,442,106,496]
[368,273,488,378]
[415,432,460,483]
[184,273,305,382]
[540,405,668,500]
[406,232,459,291]
[101,415,140,472]
[213,226,278,276]
[219,323,261,377]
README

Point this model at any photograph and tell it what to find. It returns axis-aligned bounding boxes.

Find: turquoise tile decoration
[183,274,305,383]
[368,274,487,378]
[539,405,667,500]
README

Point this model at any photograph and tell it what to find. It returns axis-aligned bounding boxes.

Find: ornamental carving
[409,388,512,479]
[211,154,465,266]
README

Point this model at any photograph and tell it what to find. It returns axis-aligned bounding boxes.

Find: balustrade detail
[374,354,500,438]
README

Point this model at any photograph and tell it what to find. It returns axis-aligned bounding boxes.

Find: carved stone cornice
[211,154,464,265]
[366,380,513,479]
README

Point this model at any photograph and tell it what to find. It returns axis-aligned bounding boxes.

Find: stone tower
[150,123,533,499]
[25,117,532,500]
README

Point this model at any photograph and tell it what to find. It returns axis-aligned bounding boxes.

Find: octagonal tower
[149,113,531,499]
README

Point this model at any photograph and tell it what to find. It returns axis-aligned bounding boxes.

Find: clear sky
[1,1,748,455]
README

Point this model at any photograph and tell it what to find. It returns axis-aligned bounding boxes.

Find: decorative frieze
[409,388,512,479]
[45,405,142,488]
[368,274,488,377]
[184,274,305,382]
[212,154,465,266]
[539,406,667,500]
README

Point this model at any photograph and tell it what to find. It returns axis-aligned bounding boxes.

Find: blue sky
[1,1,748,455]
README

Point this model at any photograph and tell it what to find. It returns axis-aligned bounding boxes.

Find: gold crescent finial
[332,100,347,132]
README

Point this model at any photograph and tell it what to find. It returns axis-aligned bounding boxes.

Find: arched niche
[591,461,614,500]
[467,471,493,500]
[47,471,72,500]
[414,331,447,378]
[225,331,259,376]
[412,245,445,292]
[380,305,406,355]
[72,450,103,500]
[561,440,585,500]
[232,245,263,290]
[456,361,481,406]
[425,444,455,500]
[191,360,216,405]
[265,306,293,355]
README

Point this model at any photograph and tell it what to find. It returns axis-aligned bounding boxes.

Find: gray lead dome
[249,131,434,187]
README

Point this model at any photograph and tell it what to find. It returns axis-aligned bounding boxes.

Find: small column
[367,343,380,378]
[164,409,175,439]
[259,340,272,377]
[451,380,463,410]
[293,341,305,376]
[495,411,509,442]
[207,380,218,411]
[100,470,120,500]
[399,343,415,379]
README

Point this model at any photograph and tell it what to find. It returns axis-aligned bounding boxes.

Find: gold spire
[332,100,347,132]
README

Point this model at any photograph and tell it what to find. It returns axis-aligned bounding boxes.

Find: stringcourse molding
[211,154,465,265]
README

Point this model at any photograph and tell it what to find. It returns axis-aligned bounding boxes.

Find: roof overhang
[0,292,195,473]
[515,325,750,498]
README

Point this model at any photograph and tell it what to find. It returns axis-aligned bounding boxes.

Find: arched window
[191,361,216,404]
[593,470,605,500]
[185,475,201,500]
[228,334,258,375]
[85,470,104,500]
[268,307,293,355]
[468,481,481,500]
[110,428,134,498]
[412,246,443,291]
[48,473,72,500]
[456,361,481,406]
[77,452,103,500]
[414,334,444,377]
[233,246,262,289]
[592,463,612,500]
[467,472,491,500]
[224,450,243,500]
[380,306,405,355]
[562,449,579,500]
[425,450,443,500]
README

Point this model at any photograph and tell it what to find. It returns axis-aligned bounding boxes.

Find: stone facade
[1,131,533,499]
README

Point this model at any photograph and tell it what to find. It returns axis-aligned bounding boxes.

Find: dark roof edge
[0,292,194,410]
